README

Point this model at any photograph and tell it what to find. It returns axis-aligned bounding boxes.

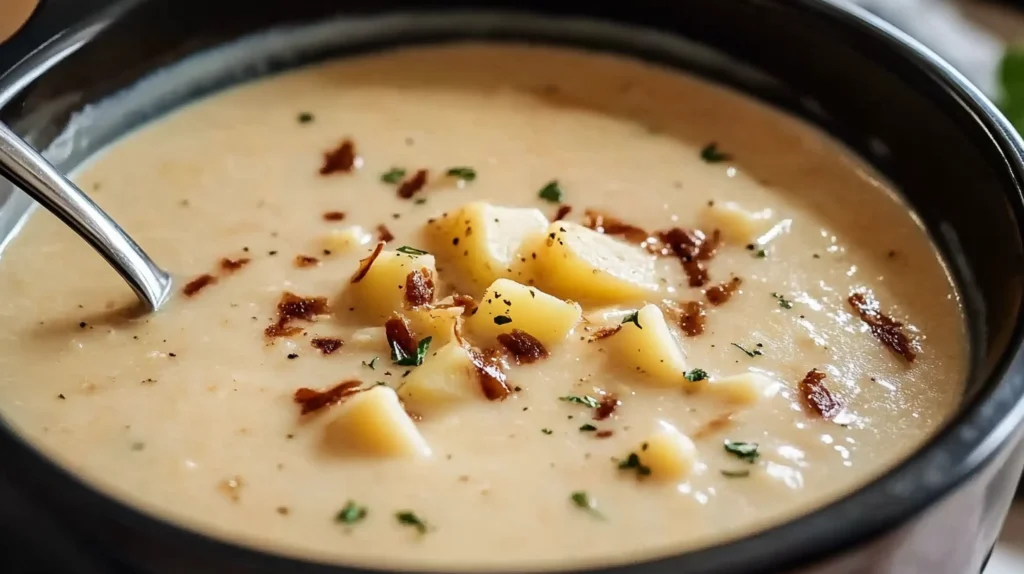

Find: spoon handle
[0,122,172,311]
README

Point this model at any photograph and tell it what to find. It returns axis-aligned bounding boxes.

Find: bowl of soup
[0,0,1023,573]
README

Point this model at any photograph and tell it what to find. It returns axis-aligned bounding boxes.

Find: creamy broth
[0,44,964,570]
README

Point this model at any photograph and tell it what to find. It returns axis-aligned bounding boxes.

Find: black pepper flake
[287,353,299,359]
[494,316,512,325]
[58,394,65,400]
[79,321,87,328]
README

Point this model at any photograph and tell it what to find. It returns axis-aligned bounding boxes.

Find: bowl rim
[1,0,1024,572]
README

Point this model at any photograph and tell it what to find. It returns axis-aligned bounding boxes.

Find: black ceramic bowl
[2,1,1024,573]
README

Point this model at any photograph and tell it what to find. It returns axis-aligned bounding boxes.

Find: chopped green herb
[570,491,603,518]
[560,395,600,409]
[579,424,598,432]
[771,292,794,309]
[754,248,768,259]
[685,368,708,382]
[381,168,407,184]
[396,246,428,256]
[446,167,477,181]
[621,311,642,329]
[724,440,760,463]
[493,315,512,325]
[731,343,763,358]
[617,452,652,477]
[538,180,564,203]
[396,511,428,534]
[541,428,553,435]
[700,142,731,163]
[297,112,314,124]
[721,469,751,478]
[414,198,427,205]
[392,336,432,367]
[375,381,387,386]
[335,501,368,524]
[363,356,378,370]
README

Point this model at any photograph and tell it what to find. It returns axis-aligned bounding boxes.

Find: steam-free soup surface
[0,44,964,569]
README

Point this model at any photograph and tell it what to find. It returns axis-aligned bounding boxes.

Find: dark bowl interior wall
[0,0,1023,573]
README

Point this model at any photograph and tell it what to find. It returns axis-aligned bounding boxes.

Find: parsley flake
[700,142,731,163]
[335,500,368,525]
[617,452,652,477]
[396,511,428,534]
[579,424,598,432]
[771,292,794,309]
[685,368,708,382]
[621,311,642,329]
[396,246,428,256]
[724,440,760,463]
[297,112,314,124]
[392,336,432,367]
[363,356,378,370]
[541,428,553,435]
[731,343,763,358]
[446,167,477,181]
[493,315,512,325]
[754,248,768,259]
[538,180,564,203]
[381,168,407,184]
[560,395,600,409]
[721,469,751,478]
[414,198,427,205]
[570,491,603,518]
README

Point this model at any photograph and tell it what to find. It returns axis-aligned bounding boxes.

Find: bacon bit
[452,293,478,316]
[655,227,720,287]
[553,205,573,221]
[293,380,361,415]
[596,430,614,438]
[468,347,511,400]
[594,394,620,421]
[220,258,250,273]
[351,241,385,283]
[384,315,417,358]
[265,292,331,338]
[310,337,344,355]
[705,277,742,305]
[799,369,845,420]
[397,169,428,199]
[183,274,217,296]
[377,224,395,243]
[497,330,549,364]
[848,292,917,362]
[320,140,356,175]
[294,255,320,268]
[583,209,650,244]
[405,268,435,307]
[678,301,706,336]
[322,211,346,221]
[694,411,735,439]
[587,325,622,342]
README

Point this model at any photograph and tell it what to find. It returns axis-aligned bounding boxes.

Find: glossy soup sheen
[0,44,965,570]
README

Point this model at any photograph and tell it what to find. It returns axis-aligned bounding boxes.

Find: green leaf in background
[999,47,1024,133]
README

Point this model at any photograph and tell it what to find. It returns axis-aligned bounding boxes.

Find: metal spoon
[0,122,172,311]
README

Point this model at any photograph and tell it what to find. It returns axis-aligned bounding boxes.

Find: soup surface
[0,44,965,569]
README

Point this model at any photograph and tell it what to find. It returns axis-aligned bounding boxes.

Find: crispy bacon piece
[377,224,395,243]
[322,211,346,221]
[553,205,573,221]
[583,210,650,244]
[405,269,435,307]
[320,140,356,175]
[587,325,622,342]
[656,227,720,287]
[183,274,217,296]
[596,430,614,438]
[295,255,320,268]
[351,241,385,283]
[594,394,620,421]
[265,292,331,338]
[848,292,917,362]
[397,169,428,199]
[468,347,511,400]
[220,258,250,273]
[678,301,706,337]
[310,337,344,355]
[384,315,417,358]
[497,330,549,364]
[293,380,361,415]
[705,277,742,306]
[452,293,478,316]
[799,369,845,420]
[694,411,735,439]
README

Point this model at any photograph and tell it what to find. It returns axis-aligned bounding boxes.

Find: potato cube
[405,306,464,347]
[326,386,431,458]
[705,372,780,405]
[700,201,772,245]
[465,278,581,348]
[426,202,548,293]
[613,304,688,386]
[529,221,659,304]
[322,226,372,254]
[345,249,437,322]
[639,421,698,481]
[398,341,481,415]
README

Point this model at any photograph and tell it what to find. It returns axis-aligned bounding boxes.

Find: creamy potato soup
[0,44,964,569]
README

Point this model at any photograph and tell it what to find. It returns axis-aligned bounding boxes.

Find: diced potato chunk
[465,278,581,348]
[529,221,659,303]
[640,421,698,481]
[398,341,481,415]
[322,226,372,254]
[705,372,780,405]
[426,202,548,293]
[700,201,772,245]
[613,304,687,386]
[405,306,463,347]
[326,386,431,458]
[345,249,437,322]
